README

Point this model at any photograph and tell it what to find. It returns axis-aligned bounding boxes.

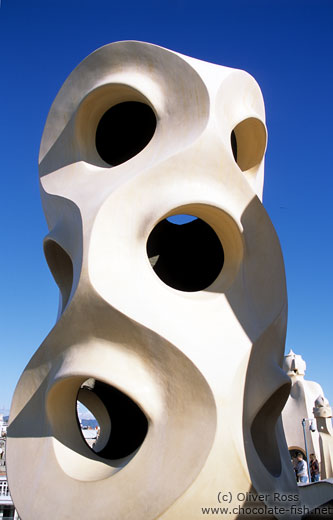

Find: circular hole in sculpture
[95,101,156,166]
[231,117,266,171]
[76,379,148,460]
[147,214,224,292]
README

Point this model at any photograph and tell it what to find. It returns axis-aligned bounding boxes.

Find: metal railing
[0,480,11,499]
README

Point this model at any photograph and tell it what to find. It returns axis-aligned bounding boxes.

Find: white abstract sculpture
[7,41,333,520]
[314,396,333,480]
[282,350,324,463]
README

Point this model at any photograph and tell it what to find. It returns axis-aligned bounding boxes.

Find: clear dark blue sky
[1,0,332,412]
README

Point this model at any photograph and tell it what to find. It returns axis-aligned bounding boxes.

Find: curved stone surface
[7,41,332,520]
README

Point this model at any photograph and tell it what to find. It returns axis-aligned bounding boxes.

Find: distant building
[0,418,19,519]
[0,416,7,439]
[81,426,98,449]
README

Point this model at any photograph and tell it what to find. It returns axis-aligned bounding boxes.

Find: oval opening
[147,214,224,292]
[76,379,148,460]
[231,117,266,171]
[95,101,156,166]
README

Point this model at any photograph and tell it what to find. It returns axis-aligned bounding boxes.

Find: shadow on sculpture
[7,41,332,519]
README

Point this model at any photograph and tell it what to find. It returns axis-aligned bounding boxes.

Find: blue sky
[1,0,332,413]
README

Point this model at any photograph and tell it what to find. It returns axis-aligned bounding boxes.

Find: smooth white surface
[7,41,333,519]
